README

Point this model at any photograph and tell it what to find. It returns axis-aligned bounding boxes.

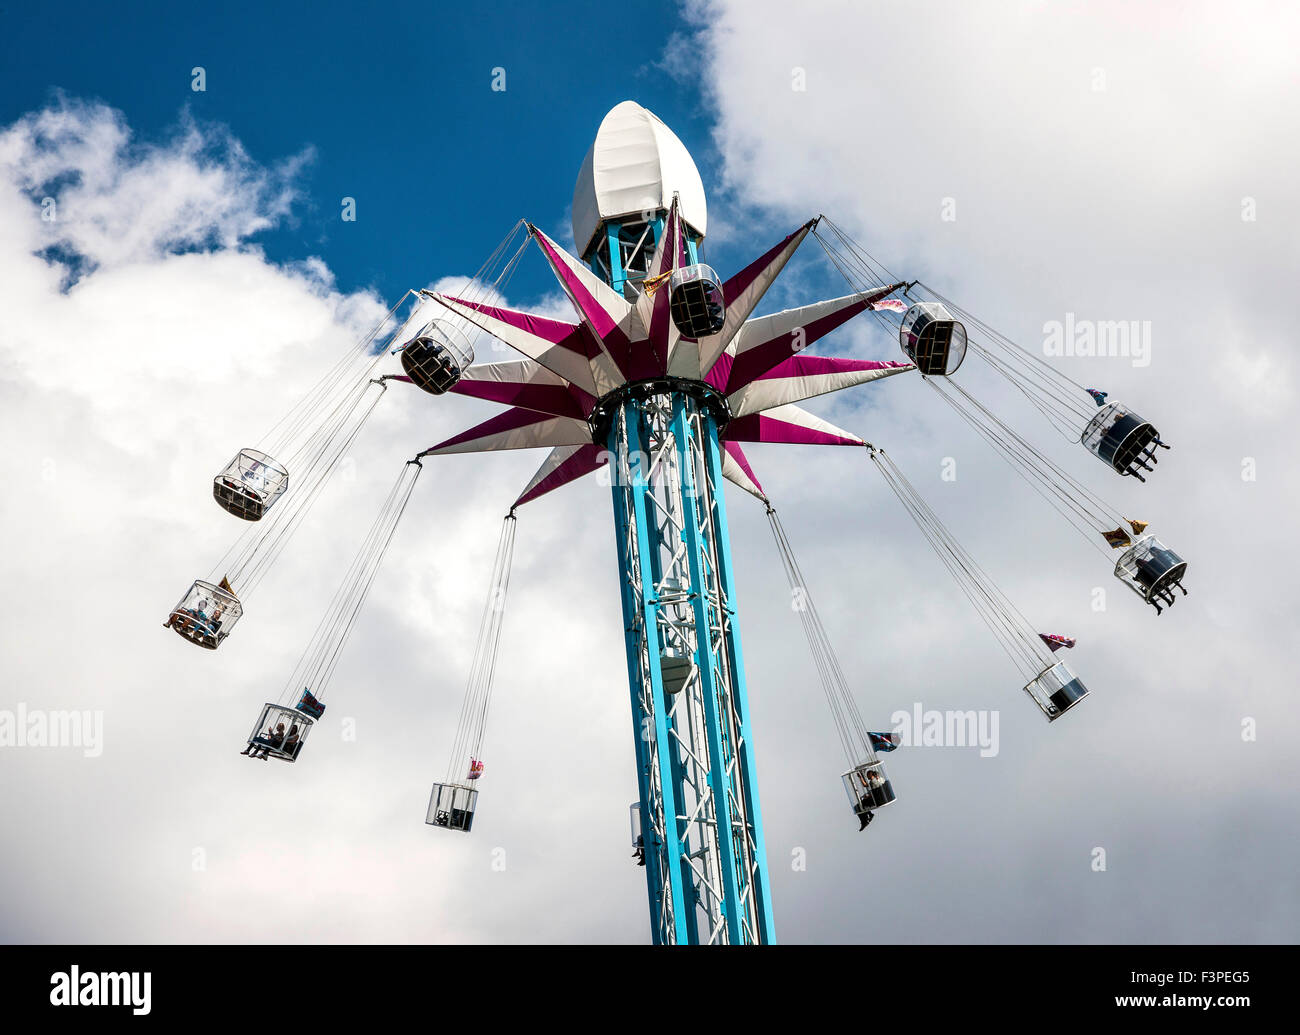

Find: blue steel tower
[600,363,774,944]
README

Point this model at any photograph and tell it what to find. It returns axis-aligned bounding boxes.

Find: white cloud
[0,98,307,274]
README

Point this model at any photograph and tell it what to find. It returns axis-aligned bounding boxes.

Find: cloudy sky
[1,0,1297,944]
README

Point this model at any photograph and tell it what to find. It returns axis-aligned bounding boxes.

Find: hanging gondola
[242,702,313,761]
[1023,661,1090,718]
[398,318,475,395]
[1080,400,1169,481]
[213,448,289,520]
[426,779,480,832]
[898,301,967,376]
[164,578,242,650]
[1113,534,1188,614]
[842,759,896,829]
[668,263,726,338]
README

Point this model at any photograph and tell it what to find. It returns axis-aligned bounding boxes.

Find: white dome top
[571,100,708,258]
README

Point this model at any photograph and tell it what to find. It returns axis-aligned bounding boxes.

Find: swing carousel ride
[163,101,1187,945]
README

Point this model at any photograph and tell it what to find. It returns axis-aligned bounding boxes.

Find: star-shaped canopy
[405,200,912,506]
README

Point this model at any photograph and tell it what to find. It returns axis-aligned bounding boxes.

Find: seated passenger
[241,721,286,760]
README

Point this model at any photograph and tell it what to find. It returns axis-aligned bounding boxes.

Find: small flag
[297,689,326,719]
[467,758,485,781]
[218,575,236,595]
[641,269,673,297]
[1086,388,1108,406]
[870,298,908,313]
[1101,526,1132,549]
[1127,518,1149,536]
[868,731,900,753]
[1039,633,1077,652]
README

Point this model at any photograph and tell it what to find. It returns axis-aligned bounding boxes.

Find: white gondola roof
[571,100,708,258]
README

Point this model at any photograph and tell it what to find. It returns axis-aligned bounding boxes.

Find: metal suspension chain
[913,281,1098,437]
[766,504,876,767]
[873,445,1046,670]
[812,215,1099,439]
[260,289,419,463]
[276,458,424,706]
[206,287,428,599]
[234,380,381,587]
[812,216,908,342]
[968,346,1093,441]
[867,446,1053,680]
[410,220,533,362]
[919,282,1095,398]
[925,376,1124,559]
[444,511,518,784]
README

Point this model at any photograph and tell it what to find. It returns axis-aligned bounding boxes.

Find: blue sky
[1,0,723,305]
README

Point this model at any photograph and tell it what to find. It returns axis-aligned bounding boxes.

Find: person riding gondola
[241,720,285,760]
[283,723,301,759]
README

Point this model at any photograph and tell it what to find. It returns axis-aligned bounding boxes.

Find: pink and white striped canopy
[407,199,912,506]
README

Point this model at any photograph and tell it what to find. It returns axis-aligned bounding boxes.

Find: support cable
[866,445,1055,681]
[276,458,424,706]
[444,511,518,785]
[765,504,878,767]
[811,216,1102,441]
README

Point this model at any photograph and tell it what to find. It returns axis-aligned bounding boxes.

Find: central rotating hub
[588,377,731,445]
